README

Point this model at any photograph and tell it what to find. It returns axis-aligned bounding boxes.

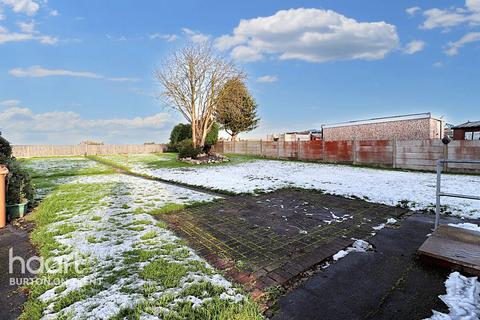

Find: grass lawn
[19,157,261,319]
[20,157,115,178]
[89,153,263,171]
[20,157,115,202]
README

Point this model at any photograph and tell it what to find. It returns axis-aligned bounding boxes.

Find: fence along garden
[213,139,480,173]
[12,144,164,158]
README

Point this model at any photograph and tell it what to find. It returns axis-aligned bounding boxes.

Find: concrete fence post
[321,140,325,162]
[352,139,357,164]
[392,138,397,168]
[0,165,9,228]
[443,142,449,172]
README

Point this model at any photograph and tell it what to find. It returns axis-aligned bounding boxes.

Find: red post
[0,165,9,228]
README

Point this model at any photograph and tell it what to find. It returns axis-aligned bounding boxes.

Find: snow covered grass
[22,157,113,203]
[427,272,480,319]
[22,174,261,320]
[91,153,262,171]
[133,160,480,219]
[89,154,179,172]
[21,157,114,178]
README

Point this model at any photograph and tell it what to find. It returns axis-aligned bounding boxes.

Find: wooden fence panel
[13,144,165,158]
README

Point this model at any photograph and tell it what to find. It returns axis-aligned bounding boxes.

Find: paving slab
[159,189,409,292]
[272,214,461,320]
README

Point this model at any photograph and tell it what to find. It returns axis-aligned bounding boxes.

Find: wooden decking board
[417,225,480,276]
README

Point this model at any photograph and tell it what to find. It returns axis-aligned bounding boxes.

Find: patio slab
[158,189,409,293]
[273,214,453,320]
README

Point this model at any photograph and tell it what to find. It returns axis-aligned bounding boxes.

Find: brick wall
[323,118,443,141]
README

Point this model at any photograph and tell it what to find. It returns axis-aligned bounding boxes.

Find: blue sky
[0,0,479,144]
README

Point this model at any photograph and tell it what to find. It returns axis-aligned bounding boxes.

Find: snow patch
[132,160,480,219]
[333,239,372,261]
[29,173,248,319]
[427,272,480,320]
[448,222,480,233]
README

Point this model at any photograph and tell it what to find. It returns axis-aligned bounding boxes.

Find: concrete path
[273,214,460,320]
[0,223,36,320]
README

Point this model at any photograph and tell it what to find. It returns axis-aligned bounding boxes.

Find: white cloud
[1,0,40,16]
[445,32,480,55]
[9,66,140,82]
[231,45,263,62]
[0,25,57,44]
[406,7,421,16]
[421,0,480,30]
[0,30,33,43]
[149,33,178,42]
[0,107,172,144]
[0,99,20,106]
[106,34,129,41]
[49,9,58,16]
[17,20,35,33]
[433,61,444,68]
[182,28,209,43]
[257,75,278,83]
[38,35,57,44]
[9,66,103,78]
[468,0,480,12]
[214,8,399,63]
[403,40,426,54]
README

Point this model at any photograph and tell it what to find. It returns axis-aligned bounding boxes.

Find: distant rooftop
[322,112,441,129]
[452,121,480,129]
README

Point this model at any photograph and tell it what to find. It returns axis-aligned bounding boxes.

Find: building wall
[323,118,443,141]
[454,129,466,140]
[280,133,311,141]
[453,127,480,140]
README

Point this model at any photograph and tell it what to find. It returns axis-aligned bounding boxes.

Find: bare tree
[155,43,240,148]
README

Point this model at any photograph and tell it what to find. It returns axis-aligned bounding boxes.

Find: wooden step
[417,224,480,276]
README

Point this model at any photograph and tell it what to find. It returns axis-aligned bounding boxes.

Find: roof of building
[452,121,480,129]
[322,112,442,129]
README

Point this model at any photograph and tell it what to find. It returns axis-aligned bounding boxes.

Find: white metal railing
[435,159,480,229]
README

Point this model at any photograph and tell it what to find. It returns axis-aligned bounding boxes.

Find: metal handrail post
[435,159,480,230]
[435,160,442,229]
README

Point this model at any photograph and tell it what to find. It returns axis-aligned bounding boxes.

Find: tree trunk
[199,121,209,147]
[191,122,198,148]
[231,133,238,141]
